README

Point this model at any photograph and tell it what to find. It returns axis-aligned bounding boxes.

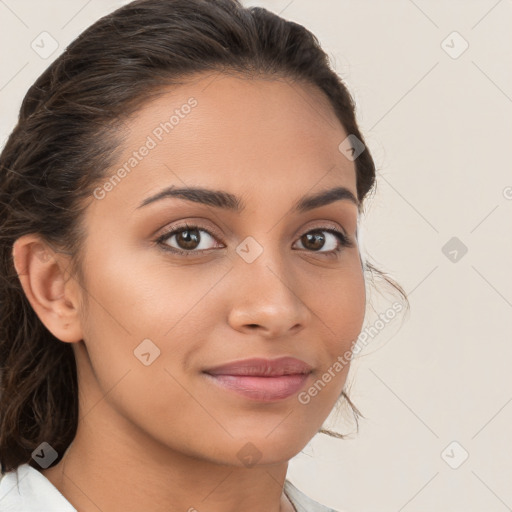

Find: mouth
[202,356,313,402]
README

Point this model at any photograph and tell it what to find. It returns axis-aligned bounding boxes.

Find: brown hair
[0,0,407,474]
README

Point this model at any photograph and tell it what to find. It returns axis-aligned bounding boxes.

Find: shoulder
[284,479,347,512]
[0,463,76,511]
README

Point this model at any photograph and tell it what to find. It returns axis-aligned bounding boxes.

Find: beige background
[1,1,511,511]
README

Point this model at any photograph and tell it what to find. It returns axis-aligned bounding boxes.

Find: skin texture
[12,73,366,512]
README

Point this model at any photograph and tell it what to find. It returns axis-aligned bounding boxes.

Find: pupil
[178,229,199,249]
[304,231,324,251]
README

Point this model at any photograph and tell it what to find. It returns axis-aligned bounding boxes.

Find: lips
[203,357,313,401]
[203,356,313,377]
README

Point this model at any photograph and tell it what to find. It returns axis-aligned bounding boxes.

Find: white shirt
[0,463,341,512]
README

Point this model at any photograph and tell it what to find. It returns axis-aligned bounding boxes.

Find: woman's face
[71,73,365,466]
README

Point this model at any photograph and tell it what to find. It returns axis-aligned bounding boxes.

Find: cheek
[82,242,222,334]
[77,245,231,381]
[294,262,365,415]
[305,257,366,348]
[74,249,219,443]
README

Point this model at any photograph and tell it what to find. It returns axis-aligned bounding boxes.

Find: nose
[227,253,311,338]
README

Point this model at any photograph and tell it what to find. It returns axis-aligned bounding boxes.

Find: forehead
[94,72,357,212]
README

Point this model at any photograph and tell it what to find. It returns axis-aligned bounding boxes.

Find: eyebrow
[136,185,359,212]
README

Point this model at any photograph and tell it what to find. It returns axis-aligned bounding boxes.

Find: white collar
[0,463,76,511]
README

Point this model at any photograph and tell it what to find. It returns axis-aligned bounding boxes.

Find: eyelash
[155,222,354,258]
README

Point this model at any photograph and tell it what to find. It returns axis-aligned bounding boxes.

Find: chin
[225,431,315,468]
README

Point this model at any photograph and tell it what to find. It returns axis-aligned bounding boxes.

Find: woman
[0,1,406,510]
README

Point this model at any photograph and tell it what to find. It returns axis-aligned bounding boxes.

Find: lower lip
[203,373,310,401]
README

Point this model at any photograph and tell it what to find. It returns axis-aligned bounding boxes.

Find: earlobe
[12,235,83,343]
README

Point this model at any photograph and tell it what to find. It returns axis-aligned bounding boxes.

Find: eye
[156,223,222,256]
[293,227,352,255]
[155,223,353,257]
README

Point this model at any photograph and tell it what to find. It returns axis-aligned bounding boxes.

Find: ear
[12,234,84,343]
